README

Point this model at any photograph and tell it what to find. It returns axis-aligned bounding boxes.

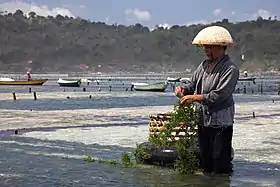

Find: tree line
[0,9,279,73]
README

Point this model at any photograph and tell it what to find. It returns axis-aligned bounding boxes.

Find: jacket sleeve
[183,66,201,95]
[202,65,239,106]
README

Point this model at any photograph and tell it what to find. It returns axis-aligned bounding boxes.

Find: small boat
[238,77,256,84]
[234,76,258,93]
[57,78,81,87]
[167,77,181,82]
[0,78,15,81]
[132,82,168,92]
[239,71,256,83]
[179,77,190,84]
[0,78,48,85]
[131,82,149,86]
[81,78,92,83]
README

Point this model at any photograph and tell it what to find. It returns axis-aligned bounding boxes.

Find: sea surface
[0,79,280,187]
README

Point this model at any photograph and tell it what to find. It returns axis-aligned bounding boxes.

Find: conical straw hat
[192,26,234,46]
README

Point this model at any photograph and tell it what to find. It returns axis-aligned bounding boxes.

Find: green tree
[0,10,279,73]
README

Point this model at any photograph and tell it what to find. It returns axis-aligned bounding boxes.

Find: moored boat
[0,78,48,85]
[167,77,181,82]
[81,78,92,83]
[57,78,81,87]
[238,77,256,83]
[234,76,258,93]
[132,82,168,92]
[179,77,190,84]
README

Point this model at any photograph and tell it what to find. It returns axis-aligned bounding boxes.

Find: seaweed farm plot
[0,93,280,186]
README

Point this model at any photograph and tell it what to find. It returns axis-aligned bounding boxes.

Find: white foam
[1,99,280,164]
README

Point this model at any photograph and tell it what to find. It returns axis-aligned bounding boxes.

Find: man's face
[204,45,222,59]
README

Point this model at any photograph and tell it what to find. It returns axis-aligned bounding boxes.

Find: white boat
[179,77,190,83]
[131,82,149,86]
[0,77,15,81]
[167,77,181,82]
[57,78,81,87]
[81,78,92,83]
[238,77,256,83]
[132,82,168,92]
[234,76,258,93]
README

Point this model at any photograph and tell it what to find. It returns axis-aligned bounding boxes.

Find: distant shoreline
[0,72,279,81]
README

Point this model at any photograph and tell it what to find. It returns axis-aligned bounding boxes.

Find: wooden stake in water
[33,92,37,100]
[243,86,246,94]
[29,87,31,93]
[12,92,16,100]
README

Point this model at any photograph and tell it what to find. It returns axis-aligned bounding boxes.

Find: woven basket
[148,112,198,141]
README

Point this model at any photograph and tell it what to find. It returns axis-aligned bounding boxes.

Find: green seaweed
[148,101,200,174]
[83,146,146,168]
[84,100,200,174]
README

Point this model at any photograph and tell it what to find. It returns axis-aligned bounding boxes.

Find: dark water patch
[0,95,178,110]
[231,160,280,187]
[1,94,280,111]
[0,121,148,137]
[0,136,133,160]
[0,136,280,186]
[235,113,280,121]
[235,148,280,158]
[0,136,136,187]
[233,94,280,103]
[131,161,280,187]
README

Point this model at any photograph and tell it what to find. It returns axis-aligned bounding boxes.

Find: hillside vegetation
[0,10,280,73]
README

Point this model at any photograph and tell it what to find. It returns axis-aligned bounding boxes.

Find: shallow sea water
[0,82,280,187]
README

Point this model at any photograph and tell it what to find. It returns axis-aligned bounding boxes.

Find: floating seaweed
[84,100,200,174]
[147,101,200,174]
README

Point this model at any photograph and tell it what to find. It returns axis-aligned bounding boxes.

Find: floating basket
[148,112,198,141]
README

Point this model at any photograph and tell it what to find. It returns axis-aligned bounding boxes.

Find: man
[26,71,32,81]
[175,26,239,174]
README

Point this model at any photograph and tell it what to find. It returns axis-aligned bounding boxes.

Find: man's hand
[180,95,204,104]
[175,86,185,98]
